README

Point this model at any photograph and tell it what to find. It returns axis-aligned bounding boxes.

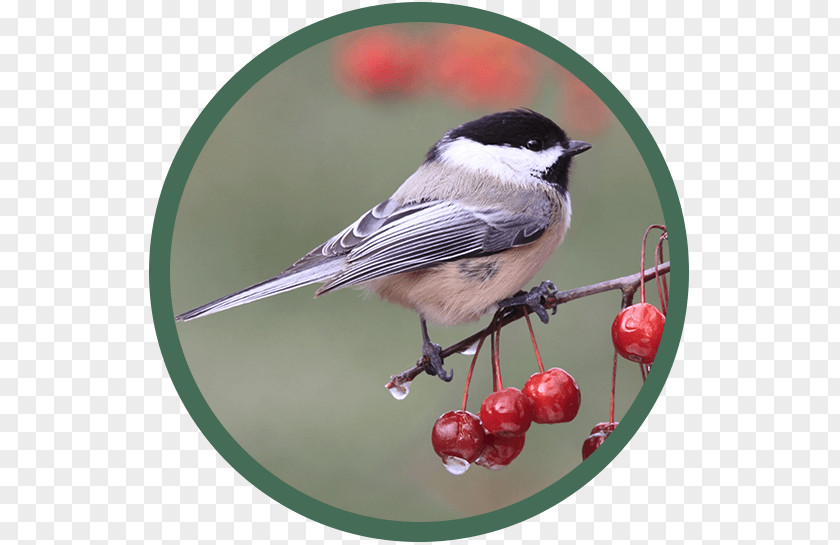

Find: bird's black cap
[426,109,571,161]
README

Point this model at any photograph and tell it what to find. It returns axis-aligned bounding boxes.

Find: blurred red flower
[333,28,428,98]
[433,28,540,108]
[331,25,612,140]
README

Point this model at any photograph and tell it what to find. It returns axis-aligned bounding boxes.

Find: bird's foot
[421,340,453,382]
[497,280,558,324]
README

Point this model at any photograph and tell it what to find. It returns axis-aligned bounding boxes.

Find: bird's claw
[422,341,453,382]
[498,280,558,324]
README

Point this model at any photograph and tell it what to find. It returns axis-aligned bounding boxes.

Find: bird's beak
[565,140,592,156]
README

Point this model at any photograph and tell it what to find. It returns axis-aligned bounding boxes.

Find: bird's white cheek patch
[438,138,564,185]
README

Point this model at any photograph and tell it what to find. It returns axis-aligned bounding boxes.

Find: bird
[175,109,591,381]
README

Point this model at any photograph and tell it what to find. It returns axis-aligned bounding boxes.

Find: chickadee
[176,109,591,381]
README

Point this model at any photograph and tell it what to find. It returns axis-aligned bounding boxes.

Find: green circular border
[150,3,688,541]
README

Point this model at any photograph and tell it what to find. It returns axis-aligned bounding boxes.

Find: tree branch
[385,261,671,391]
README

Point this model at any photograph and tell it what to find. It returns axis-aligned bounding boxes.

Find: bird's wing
[174,197,551,322]
[315,197,551,293]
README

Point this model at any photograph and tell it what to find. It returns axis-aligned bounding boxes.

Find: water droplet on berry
[388,382,411,400]
[441,455,470,475]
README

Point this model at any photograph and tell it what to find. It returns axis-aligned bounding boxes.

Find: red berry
[522,368,581,424]
[589,421,617,435]
[581,421,617,460]
[611,303,665,364]
[475,433,526,470]
[479,387,533,437]
[431,410,485,474]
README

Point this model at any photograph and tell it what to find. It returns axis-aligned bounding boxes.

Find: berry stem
[655,232,669,315]
[490,328,497,392]
[639,362,648,382]
[461,335,485,411]
[523,311,545,373]
[640,224,667,303]
[610,349,617,423]
[493,324,503,391]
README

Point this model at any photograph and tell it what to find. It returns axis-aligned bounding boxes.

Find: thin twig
[384,261,671,390]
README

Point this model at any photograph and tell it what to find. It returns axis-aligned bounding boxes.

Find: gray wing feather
[316,198,550,293]
[321,199,427,255]
[174,257,343,322]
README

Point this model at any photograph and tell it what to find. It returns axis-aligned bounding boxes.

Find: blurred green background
[170,24,666,522]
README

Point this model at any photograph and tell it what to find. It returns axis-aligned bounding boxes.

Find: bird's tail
[174,258,343,322]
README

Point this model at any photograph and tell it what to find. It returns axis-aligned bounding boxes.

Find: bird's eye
[526,139,543,151]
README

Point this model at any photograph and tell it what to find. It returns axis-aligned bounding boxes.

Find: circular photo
[152,6,686,540]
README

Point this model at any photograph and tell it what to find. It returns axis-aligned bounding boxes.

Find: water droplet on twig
[458,339,480,356]
[387,381,410,400]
